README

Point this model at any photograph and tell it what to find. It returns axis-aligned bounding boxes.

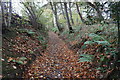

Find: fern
[50,27,58,32]
[27,30,35,35]
[17,29,35,35]
[84,40,110,46]
[84,41,94,45]
[11,57,27,65]
[89,33,106,41]
[83,33,111,46]
[79,54,94,62]
[94,41,110,46]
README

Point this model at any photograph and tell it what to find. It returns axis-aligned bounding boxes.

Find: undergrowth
[2,26,48,78]
[60,24,118,78]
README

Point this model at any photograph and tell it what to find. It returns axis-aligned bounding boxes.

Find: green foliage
[29,51,34,54]
[110,2,120,20]
[83,33,110,47]
[11,57,27,65]
[79,32,116,68]
[37,35,47,48]
[37,35,45,43]
[72,13,82,24]
[50,27,59,32]
[38,14,48,26]
[40,9,53,27]
[17,29,35,35]
[97,25,104,31]
[21,1,48,30]
[27,30,35,35]
[81,45,87,50]
[117,60,120,62]
[95,41,110,45]
[84,41,94,45]
[67,34,75,40]
[98,54,110,66]
[79,54,94,62]
[61,30,69,36]
[17,29,28,33]
[19,57,27,61]
[84,41,110,46]
[38,35,44,41]
[58,15,66,24]
[73,25,82,32]
[89,33,106,41]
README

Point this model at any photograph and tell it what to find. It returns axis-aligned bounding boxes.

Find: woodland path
[23,31,96,79]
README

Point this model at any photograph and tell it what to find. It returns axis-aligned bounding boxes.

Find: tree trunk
[0,1,4,26]
[8,0,12,27]
[64,2,74,33]
[50,2,62,32]
[1,2,7,27]
[53,13,57,27]
[0,1,2,34]
[116,8,120,61]
[60,2,66,20]
[68,2,74,25]
[29,2,39,29]
[76,2,85,23]
[22,2,39,29]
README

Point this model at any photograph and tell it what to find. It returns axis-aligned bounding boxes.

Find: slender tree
[64,2,74,33]
[115,3,120,62]
[0,0,2,34]
[110,2,120,60]
[1,1,9,27]
[8,0,12,27]
[60,2,66,20]
[50,2,62,32]
[76,2,85,23]
[0,1,5,26]
[107,2,120,79]
[68,2,74,25]
[115,6,120,80]
[21,2,40,29]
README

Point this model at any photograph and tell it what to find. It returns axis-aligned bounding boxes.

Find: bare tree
[64,2,74,33]
[76,2,85,23]
[8,0,12,27]
[0,0,2,34]
[1,1,9,27]
[0,1,5,26]
[68,2,74,25]
[50,2,62,32]
[21,2,41,29]
[60,2,66,20]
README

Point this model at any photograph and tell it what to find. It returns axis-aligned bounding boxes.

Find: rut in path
[23,32,96,78]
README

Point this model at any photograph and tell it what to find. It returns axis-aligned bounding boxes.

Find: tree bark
[50,2,62,32]
[116,8,120,61]
[68,2,74,25]
[76,2,85,23]
[0,1,4,26]
[8,0,12,27]
[1,1,7,27]
[60,2,66,20]
[22,2,39,29]
[64,2,74,33]
[0,1,2,34]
